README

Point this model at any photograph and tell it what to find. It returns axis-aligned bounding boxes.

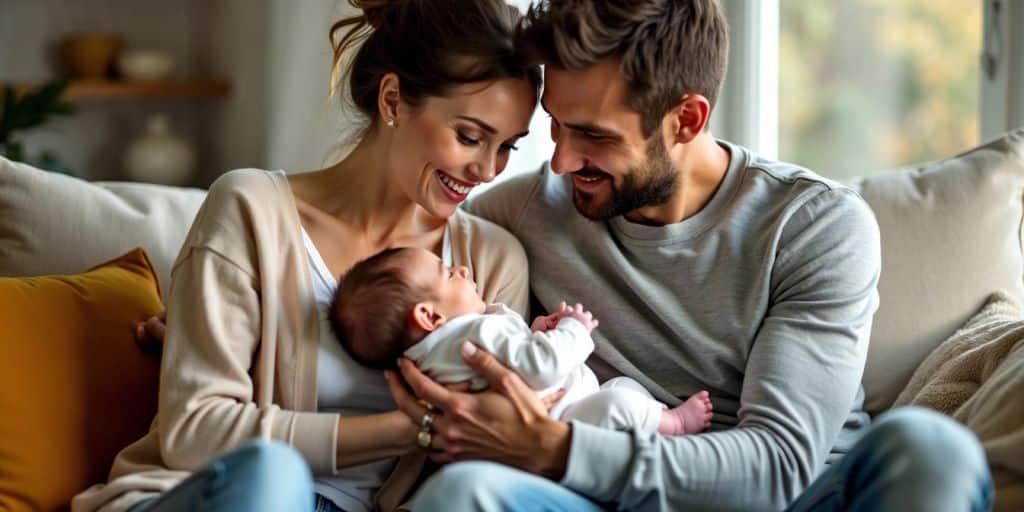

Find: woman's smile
[436,170,475,201]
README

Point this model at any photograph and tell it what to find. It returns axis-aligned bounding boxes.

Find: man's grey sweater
[467,140,881,511]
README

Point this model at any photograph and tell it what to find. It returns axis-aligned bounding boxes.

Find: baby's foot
[657,390,713,436]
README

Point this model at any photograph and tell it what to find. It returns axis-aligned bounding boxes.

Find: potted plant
[0,81,76,174]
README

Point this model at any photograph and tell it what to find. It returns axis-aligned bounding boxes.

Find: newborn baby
[330,247,713,436]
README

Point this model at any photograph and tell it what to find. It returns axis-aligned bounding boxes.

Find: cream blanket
[894,291,1024,511]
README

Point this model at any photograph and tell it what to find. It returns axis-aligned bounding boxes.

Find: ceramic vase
[123,114,195,185]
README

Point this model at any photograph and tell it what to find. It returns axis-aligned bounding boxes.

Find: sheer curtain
[264,0,350,173]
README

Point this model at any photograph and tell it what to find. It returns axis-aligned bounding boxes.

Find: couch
[1,128,1022,511]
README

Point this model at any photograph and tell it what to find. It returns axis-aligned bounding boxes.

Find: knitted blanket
[894,291,1024,511]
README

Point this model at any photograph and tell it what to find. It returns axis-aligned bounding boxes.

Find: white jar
[123,114,195,186]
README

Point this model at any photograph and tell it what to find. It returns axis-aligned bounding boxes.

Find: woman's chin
[422,197,460,220]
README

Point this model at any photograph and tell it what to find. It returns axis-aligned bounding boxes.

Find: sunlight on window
[779,0,982,178]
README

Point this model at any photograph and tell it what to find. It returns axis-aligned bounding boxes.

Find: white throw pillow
[0,157,206,296]
[848,128,1024,414]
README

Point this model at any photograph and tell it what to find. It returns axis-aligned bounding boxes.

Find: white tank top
[302,227,452,512]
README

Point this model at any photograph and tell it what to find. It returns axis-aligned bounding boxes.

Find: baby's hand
[530,302,570,332]
[563,303,599,333]
[530,314,555,332]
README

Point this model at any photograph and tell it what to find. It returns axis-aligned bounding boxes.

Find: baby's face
[405,248,486,319]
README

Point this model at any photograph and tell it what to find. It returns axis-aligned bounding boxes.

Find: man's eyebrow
[539,99,621,140]
[565,122,622,140]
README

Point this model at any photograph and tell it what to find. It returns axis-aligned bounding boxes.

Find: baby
[330,246,713,436]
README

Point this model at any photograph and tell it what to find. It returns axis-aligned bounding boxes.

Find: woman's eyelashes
[457,130,481,146]
[457,129,519,152]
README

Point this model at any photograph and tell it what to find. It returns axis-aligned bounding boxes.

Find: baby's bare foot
[657,390,713,436]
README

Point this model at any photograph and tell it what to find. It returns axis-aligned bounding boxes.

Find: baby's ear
[411,302,445,332]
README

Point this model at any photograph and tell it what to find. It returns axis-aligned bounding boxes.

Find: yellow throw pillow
[0,248,164,512]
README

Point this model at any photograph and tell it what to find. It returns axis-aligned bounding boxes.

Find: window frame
[719,0,1022,164]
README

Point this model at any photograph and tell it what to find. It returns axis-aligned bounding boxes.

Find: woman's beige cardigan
[73,169,530,512]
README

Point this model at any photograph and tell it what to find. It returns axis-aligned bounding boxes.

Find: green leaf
[0,87,16,143]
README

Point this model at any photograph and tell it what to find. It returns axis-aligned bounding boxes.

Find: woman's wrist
[388,409,420,453]
[334,410,420,467]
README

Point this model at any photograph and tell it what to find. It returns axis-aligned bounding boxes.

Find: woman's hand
[540,388,567,413]
[386,342,572,479]
[135,310,167,356]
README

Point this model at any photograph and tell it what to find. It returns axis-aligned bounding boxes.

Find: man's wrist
[535,419,572,480]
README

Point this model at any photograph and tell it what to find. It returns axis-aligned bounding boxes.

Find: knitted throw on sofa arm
[894,291,1024,512]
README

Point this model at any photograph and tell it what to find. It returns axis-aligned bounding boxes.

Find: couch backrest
[848,128,1024,414]
[4,130,1024,417]
[0,157,206,296]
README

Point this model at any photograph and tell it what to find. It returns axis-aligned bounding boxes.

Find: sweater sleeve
[475,316,595,390]
[156,247,339,475]
[465,168,544,234]
[461,210,532,318]
[560,189,881,511]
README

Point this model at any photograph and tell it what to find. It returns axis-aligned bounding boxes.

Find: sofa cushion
[0,157,206,296]
[848,128,1024,414]
[0,248,163,512]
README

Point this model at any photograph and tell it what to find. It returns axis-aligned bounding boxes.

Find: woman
[72,1,540,511]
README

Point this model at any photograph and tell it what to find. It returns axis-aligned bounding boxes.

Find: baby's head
[330,247,486,370]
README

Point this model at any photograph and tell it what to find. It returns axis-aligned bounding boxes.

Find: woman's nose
[455,266,470,279]
[467,156,497,183]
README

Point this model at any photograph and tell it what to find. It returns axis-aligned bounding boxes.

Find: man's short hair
[518,0,729,136]
[329,247,433,370]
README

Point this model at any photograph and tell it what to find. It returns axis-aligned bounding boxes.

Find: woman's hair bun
[350,0,399,29]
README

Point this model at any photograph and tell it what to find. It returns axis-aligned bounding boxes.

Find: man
[389,0,993,510]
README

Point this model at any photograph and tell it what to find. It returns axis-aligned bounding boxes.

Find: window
[778,0,983,179]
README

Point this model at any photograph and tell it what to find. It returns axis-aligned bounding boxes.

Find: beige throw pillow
[894,291,1024,512]
[850,128,1024,414]
[0,157,206,296]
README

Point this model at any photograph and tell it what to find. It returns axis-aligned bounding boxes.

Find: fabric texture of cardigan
[73,169,529,512]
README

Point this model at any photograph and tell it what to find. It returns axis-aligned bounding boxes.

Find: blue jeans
[129,440,315,512]
[410,407,994,512]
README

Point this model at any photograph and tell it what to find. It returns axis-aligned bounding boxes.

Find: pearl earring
[386,119,395,127]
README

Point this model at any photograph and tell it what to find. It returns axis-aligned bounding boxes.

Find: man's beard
[572,136,678,221]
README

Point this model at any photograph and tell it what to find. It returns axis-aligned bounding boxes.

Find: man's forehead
[542,59,629,117]
[541,58,648,142]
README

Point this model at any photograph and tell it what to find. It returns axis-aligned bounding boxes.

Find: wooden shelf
[7,80,232,101]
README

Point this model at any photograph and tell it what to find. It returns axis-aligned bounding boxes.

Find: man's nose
[549,136,585,175]
[456,266,470,278]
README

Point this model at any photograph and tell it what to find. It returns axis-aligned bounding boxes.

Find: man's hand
[386,342,572,479]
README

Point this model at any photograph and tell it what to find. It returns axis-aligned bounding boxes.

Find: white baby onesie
[403,303,664,430]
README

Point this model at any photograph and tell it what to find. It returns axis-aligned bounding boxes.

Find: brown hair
[330,248,432,370]
[330,0,542,130]
[518,0,729,136]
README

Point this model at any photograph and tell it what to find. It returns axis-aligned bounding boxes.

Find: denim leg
[134,440,315,512]
[786,407,993,512]
[410,461,607,512]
